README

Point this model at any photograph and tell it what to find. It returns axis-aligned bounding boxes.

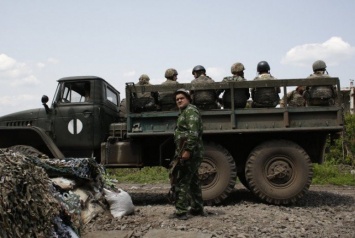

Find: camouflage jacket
[191,75,217,103]
[251,73,280,94]
[174,104,204,159]
[306,72,337,97]
[280,90,305,107]
[222,75,245,83]
[160,79,178,98]
[191,75,215,84]
[136,81,153,98]
[219,76,250,98]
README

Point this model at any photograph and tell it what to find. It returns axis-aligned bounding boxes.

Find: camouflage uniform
[174,103,204,215]
[251,74,280,108]
[159,79,179,111]
[280,86,306,107]
[220,76,250,108]
[133,75,158,112]
[191,75,219,109]
[304,72,337,106]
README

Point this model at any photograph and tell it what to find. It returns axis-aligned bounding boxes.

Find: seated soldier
[280,86,306,107]
[191,65,219,110]
[159,68,179,111]
[251,61,280,108]
[132,74,159,112]
[218,62,250,109]
[303,60,337,106]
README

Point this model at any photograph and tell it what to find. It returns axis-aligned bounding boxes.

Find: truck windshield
[59,82,91,103]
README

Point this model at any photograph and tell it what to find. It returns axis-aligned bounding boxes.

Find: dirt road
[82,184,355,238]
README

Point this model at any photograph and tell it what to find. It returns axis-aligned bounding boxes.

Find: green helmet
[139,74,150,83]
[312,60,327,72]
[231,62,245,74]
[165,68,178,79]
[173,88,191,101]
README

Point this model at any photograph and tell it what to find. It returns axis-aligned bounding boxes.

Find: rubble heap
[0,149,61,238]
[0,148,108,238]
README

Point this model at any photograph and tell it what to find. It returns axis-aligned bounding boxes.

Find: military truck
[0,76,343,205]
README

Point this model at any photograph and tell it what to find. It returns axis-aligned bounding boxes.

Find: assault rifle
[168,137,187,203]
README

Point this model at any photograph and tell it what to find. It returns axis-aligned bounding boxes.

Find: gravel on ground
[82,184,355,238]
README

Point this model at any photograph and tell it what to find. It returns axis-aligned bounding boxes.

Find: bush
[313,162,355,185]
[325,113,355,166]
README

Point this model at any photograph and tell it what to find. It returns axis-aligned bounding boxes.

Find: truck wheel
[119,98,126,121]
[8,145,47,158]
[245,140,312,205]
[199,143,237,205]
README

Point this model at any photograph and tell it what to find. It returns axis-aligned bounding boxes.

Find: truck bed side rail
[124,77,343,136]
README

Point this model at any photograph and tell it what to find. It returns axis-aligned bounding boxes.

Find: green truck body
[0,76,343,205]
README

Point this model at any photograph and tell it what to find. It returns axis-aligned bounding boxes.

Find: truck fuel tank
[101,141,142,167]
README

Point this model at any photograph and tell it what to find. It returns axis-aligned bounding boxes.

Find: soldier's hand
[181,150,191,160]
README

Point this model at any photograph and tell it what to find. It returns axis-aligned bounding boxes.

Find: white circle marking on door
[68,119,83,134]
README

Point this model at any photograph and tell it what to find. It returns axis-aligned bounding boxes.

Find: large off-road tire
[118,98,126,121]
[245,140,313,205]
[199,143,237,205]
[8,145,48,158]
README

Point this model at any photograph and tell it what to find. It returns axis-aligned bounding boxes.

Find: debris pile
[0,149,61,237]
[0,148,110,238]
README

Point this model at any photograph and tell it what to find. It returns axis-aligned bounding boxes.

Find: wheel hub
[266,160,293,184]
[199,161,217,186]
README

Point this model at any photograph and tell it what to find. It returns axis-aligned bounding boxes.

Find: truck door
[52,81,95,157]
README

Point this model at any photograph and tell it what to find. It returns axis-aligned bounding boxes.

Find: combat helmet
[257,61,270,73]
[173,88,191,101]
[139,74,150,84]
[312,60,327,72]
[231,62,245,74]
[192,65,206,74]
[165,68,178,79]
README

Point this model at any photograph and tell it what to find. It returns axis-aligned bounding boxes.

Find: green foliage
[325,113,355,166]
[106,167,169,184]
[312,162,355,185]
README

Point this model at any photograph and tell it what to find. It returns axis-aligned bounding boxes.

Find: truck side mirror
[41,95,49,104]
[41,95,51,114]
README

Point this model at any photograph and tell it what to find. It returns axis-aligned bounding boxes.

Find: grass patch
[312,162,355,186]
[105,163,355,186]
[106,167,169,184]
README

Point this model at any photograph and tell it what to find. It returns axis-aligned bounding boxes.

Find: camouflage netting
[0,149,61,238]
[0,148,107,238]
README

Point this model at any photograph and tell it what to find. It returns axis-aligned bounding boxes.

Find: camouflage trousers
[174,157,204,215]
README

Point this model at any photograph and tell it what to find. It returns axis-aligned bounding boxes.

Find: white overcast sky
[1,0,354,116]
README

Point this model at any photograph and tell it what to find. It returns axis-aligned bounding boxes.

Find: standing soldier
[219,62,250,109]
[170,88,205,220]
[303,60,337,106]
[191,65,219,109]
[159,68,179,111]
[251,61,280,108]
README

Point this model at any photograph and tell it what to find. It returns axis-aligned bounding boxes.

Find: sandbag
[103,188,135,219]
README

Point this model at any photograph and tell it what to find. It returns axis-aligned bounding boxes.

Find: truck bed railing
[125,77,343,136]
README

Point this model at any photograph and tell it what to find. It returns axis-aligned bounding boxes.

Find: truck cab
[0,76,120,160]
